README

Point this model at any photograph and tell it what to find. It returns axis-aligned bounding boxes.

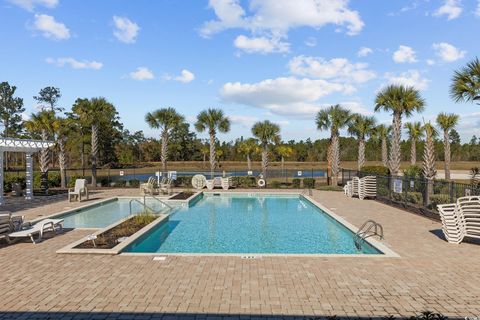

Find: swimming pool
[58,198,170,229]
[123,193,381,255]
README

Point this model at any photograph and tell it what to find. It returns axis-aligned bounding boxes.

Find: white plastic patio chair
[8,218,64,244]
[221,177,233,190]
[68,179,89,202]
[160,178,172,195]
[140,177,156,195]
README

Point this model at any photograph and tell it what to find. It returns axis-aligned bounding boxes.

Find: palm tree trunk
[161,130,168,173]
[390,112,402,175]
[423,127,436,206]
[444,130,451,180]
[410,138,416,166]
[58,137,67,189]
[381,137,388,168]
[209,132,216,179]
[246,154,251,171]
[261,145,268,179]
[358,139,365,171]
[331,134,340,186]
[91,124,99,187]
[39,129,50,194]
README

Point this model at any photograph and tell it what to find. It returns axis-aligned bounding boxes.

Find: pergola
[0,138,55,205]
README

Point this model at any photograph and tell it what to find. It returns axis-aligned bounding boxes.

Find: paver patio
[0,189,479,319]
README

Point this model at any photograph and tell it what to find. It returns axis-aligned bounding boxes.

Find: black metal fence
[340,168,480,221]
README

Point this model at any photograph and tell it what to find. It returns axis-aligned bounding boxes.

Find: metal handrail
[302,188,313,196]
[354,219,384,249]
[129,199,160,215]
[143,195,173,210]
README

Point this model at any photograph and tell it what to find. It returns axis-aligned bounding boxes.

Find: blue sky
[0,0,479,142]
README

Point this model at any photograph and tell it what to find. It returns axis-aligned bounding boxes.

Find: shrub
[429,194,451,209]
[292,178,301,188]
[128,179,140,188]
[174,176,194,187]
[3,174,26,193]
[403,165,422,179]
[406,192,423,205]
[303,178,315,188]
[269,181,281,188]
[232,176,256,188]
[361,166,390,176]
[33,171,61,189]
[113,180,126,187]
[67,175,86,188]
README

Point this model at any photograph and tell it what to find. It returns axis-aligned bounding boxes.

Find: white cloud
[476,0,480,17]
[392,45,417,63]
[426,59,436,66]
[305,37,317,47]
[433,0,462,20]
[33,14,70,40]
[46,57,103,70]
[201,0,364,54]
[384,70,430,91]
[163,69,195,83]
[220,77,357,117]
[8,0,57,11]
[234,35,289,54]
[288,55,376,85]
[113,16,140,44]
[433,42,466,62]
[129,67,155,81]
[230,115,259,127]
[357,47,372,57]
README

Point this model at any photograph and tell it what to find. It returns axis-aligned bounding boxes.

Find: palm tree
[71,97,118,187]
[194,108,230,178]
[316,105,352,186]
[24,110,55,193]
[200,141,209,168]
[251,121,281,179]
[348,115,376,171]
[238,138,259,171]
[375,85,425,176]
[52,116,72,189]
[276,145,294,178]
[373,124,390,168]
[423,122,437,205]
[145,108,184,173]
[404,122,424,166]
[450,57,480,104]
[436,112,459,180]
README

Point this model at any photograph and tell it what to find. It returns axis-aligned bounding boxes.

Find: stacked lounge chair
[221,177,233,190]
[0,213,63,244]
[359,176,377,200]
[437,196,480,244]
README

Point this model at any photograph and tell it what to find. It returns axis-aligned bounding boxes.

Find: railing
[129,199,161,215]
[354,220,384,249]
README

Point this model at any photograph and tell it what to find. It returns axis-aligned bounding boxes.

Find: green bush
[292,178,301,188]
[429,194,451,209]
[406,192,423,205]
[128,179,140,188]
[113,180,127,187]
[67,175,86,188]
[403,165,422,179]
[33,171,61,189]
[269,181,281,188]
[361,166,390,176]
[303,178,315,188]
[3,174,26,193]
[232,176,256,188]
[174,176,193,187]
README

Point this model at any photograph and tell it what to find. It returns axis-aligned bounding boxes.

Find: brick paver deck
[0,189,479,319]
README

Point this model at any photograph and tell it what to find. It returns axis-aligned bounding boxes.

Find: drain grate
[241,255,261,259]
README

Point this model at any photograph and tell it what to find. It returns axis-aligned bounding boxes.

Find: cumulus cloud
[33,14,70,40]
[8,0,57,11]
[113,16,140,44]
[476,0,480,17]
[201,0,364,54]
[384,70,430,91]
[234,35,289,54]
[392,45,417,63]
[164,69,195,83]
[288,55,376,85]
[433,42,466,62]
[230,115,260,127]
[305,37,317,47]
[220,77,360,117]
[357,47,372,57]
[46,57,103,70]
[433,0,462,20]
[129,67,155,81]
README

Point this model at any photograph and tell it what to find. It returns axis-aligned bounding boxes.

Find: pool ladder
[129,196,174,216]
[302,188,313,196]
[354,219,384,249]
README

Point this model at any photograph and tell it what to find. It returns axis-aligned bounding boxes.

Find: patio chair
[346,177,360,198]
[343,181,352,196]
[0,213,13,243]
[359,176,377,200]
[456,196,480,242]
[206,179,214,190]
[437,203,464,244]
[140,177,156,195]
[8,218,64,244]
[68,179,89,202]
[221,177,233,190]
[160,178,172,195]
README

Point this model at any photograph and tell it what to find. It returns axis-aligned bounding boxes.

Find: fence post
[450,181,455,202]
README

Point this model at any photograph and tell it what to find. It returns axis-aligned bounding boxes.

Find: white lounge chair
[140,177,157,195]
[8,218,64,244]
[346,177,360,198]
[68,179,89,202]
[343,181,352,195]
[221,177,233,190]
[438,196,480,244]
[437,203,464,244]
[206,179,214,190]
[359,176,377,200]
[0,213,13,243]
[160,178,172,195]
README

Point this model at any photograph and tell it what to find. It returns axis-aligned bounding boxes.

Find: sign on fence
[168,171,177,180]
[247,171,253,176]
[297,171,302,176]
[119,170,124,176]
[393,179,403,193]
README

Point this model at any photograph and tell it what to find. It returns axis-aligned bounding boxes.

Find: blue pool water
[124,194,381,254]
[59,198,168,229]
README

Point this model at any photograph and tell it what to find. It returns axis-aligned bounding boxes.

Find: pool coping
[120,191,400,258]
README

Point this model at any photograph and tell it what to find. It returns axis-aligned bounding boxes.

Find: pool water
[59,198,169,229]
[124,194,381,254]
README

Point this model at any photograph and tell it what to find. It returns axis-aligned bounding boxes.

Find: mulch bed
[75,215,156,249]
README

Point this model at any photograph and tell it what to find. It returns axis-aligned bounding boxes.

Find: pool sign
[119,170,124,176]
[393,179,403,193]
[168,171,177,180]
[155,171,161,177]
[297,171,302,176]
[247,171,253,176]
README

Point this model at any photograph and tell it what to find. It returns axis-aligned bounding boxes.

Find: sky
[0,0,479,142]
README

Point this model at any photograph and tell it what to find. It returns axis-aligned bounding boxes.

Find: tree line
[0,57,479,188]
